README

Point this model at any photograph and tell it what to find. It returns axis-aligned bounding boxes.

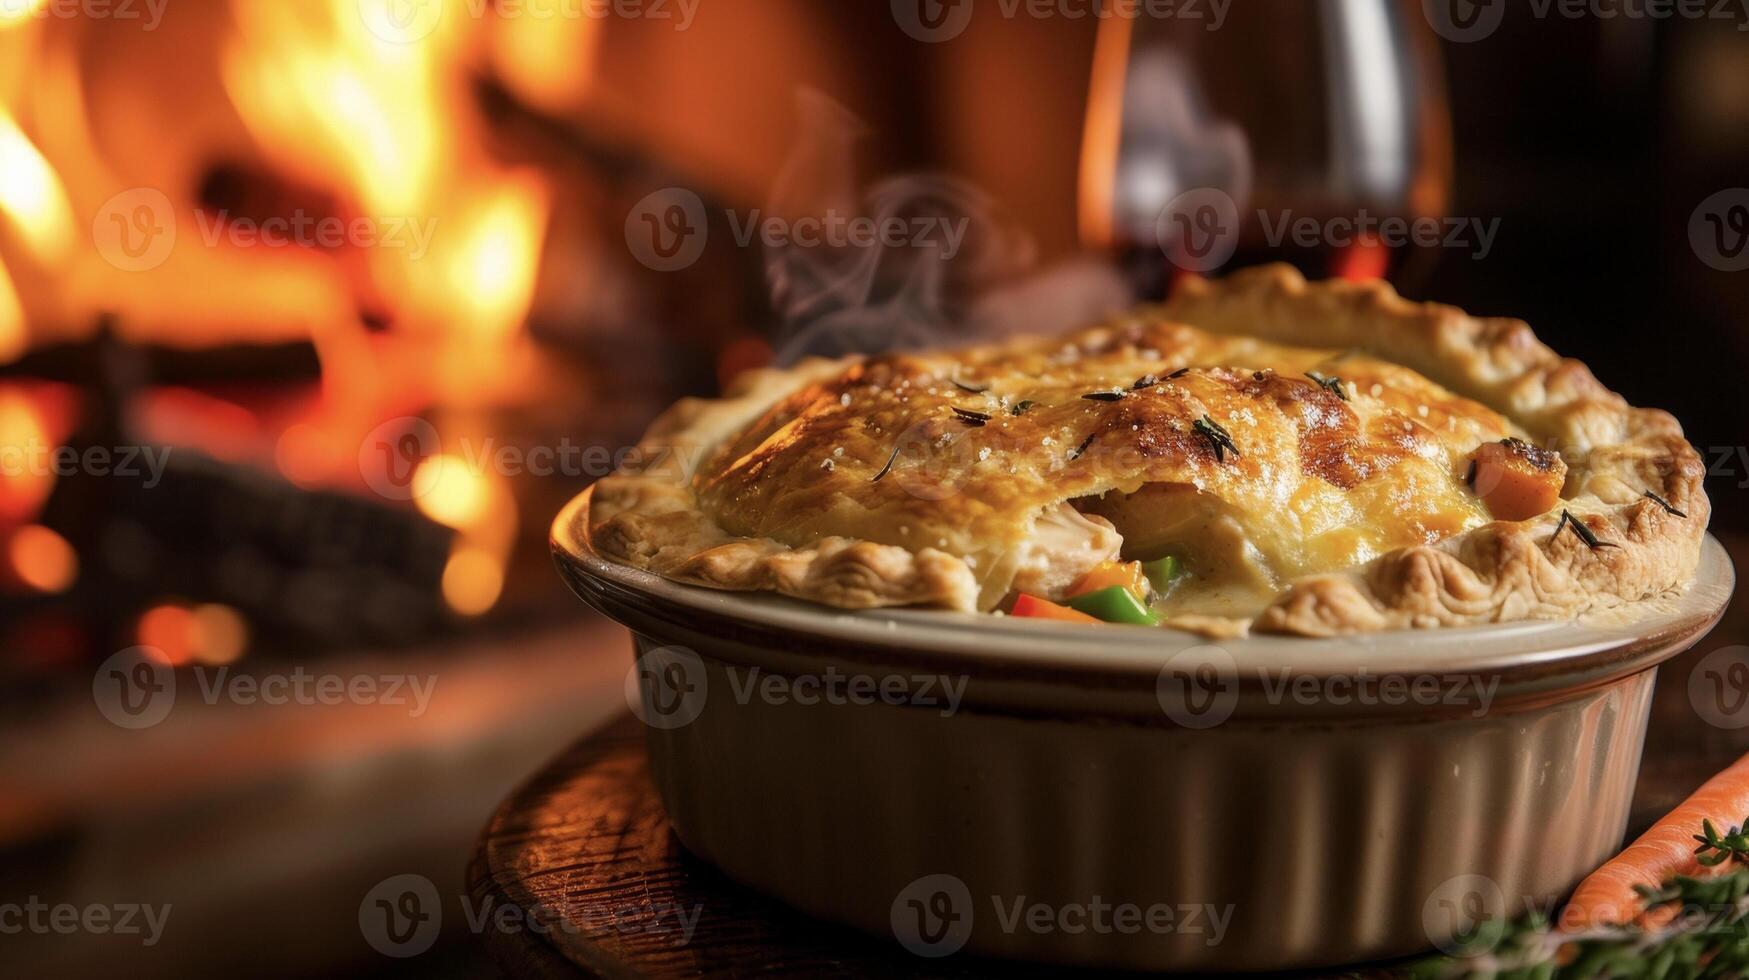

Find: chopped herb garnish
[871,443,901,483]
[1010,400,1036,417]
[1644,490,1689,518]
[1194,415,1240,463]
[1412,817,1749,980]
[1306,371,1349,401]
[1696,817,1749,867]
[1069,432,1098,461]
[1131,374,1159,390]
[950,406,991,427]
[1082,390,1126,402]
[950,374,989,394]
[1553,509,1619,550]
[1167,368,1191,380]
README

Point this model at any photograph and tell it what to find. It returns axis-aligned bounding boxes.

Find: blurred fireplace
[0,0,776,681]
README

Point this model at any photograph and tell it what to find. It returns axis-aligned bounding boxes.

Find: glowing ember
[137,601,251,666]
[190,603,250,666]
[137,603,198,667]
[8,524,76,593]
[441,546,504,617]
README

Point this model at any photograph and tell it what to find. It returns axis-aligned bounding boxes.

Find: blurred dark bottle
[1079,0,1453,298]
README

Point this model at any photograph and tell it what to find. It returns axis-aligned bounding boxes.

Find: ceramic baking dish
[553,488,1733,972]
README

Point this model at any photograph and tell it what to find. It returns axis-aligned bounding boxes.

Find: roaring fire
[0,1,591,617]
[0,0,562,379]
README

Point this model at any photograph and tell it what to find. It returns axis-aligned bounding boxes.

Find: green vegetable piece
[1142,556,1183,593]
[1067,586,1160,626]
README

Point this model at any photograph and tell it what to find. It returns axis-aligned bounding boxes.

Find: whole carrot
[1561,750,1749,930]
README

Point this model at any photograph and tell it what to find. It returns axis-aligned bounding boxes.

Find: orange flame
[0,112,73,262]
[0,260,24,364]
[0,0,47,29]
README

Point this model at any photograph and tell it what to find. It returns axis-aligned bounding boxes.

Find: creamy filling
[1075,483,1279,618]
[1006,503,1124,602]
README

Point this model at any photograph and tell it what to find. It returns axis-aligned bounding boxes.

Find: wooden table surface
[469,543,1749,978]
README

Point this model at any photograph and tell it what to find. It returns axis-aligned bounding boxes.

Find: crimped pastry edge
[586,265,1708,636]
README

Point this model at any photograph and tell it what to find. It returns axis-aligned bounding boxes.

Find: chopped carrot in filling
[1467,438,1567,522]
[1009,594,1101,623]
[1069,560,1150,600]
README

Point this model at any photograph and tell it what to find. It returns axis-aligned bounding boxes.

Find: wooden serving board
[468,561,1749,979]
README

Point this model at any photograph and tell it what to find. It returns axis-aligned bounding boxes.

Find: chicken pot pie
[586,266,1707,636]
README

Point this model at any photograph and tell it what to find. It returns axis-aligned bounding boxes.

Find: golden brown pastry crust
[584,265,1708,635]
